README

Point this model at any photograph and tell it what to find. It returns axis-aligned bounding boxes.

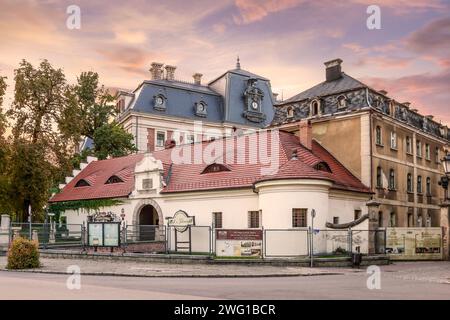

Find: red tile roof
[49,154,144,202]
[50,130,371,203]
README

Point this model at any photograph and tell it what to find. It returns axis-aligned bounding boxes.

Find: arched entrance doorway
[138,205,159,241]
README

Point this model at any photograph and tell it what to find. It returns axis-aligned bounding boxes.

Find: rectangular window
[156,131,166,147]
[333,217,339,224]
[406,136,412,154]
[248,211,260,228]
[354,210,362,221]
[376,126,382,146]
[416,141,422,158]
[212,212,222,229]
[390,132,397,149]
[425,144,431,160]
[292,209,307,228]
[389,212,396,227]
[142,178,153,190]
[435,147,440,164]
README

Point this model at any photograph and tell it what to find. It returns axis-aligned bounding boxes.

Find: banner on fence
[386,227,442,260]
[216,229,262,257]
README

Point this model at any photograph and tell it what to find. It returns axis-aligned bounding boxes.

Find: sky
[0,0,449,125]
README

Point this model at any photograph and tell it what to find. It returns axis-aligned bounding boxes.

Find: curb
[0,269,344,278]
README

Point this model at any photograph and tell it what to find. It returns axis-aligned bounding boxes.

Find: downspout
[366,87,374,192]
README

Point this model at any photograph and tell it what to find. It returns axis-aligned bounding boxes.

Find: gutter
[366,87,374,192]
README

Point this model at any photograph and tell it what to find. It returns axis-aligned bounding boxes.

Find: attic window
[201,163,230,174]
[315,162,332,173]
[105,175,124,184]
[310,99,321,117]
[153,94,167,111]
[337,95,347,109]
[287,107,294,118]
[195,101,207,117]
[74,179,90,187]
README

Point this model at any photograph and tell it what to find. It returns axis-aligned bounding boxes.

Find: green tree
[6,60,74,221]
[0,76,11,214]
[92,122,137,160]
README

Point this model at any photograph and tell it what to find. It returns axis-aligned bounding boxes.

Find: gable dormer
[131,153,165,197]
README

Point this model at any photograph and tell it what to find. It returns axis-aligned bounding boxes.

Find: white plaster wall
[256,180,332,229]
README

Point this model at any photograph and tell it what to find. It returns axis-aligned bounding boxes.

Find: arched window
[287,107,294,118]
[310,99,320,117]
[407,173,413,193]
[426,177,431,195]
[201,163,230,174]
[376,126,382,145]
[389,169,396,190]
[376,166,383,188]
[105,175,124,184]
[417,175,422,194]
[74,179,90,188]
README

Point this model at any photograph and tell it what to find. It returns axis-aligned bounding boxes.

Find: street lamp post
[439,154,450,201]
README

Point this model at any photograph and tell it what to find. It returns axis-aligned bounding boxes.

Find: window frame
[376,166,383,188]
[406,136,412,154]
[248,211,261,228]
[292,208,307,228]
[417,175,423,194]
[388,169,396,190]
[156,130,166,148]
[407,173,413,193]
[212,212,223,229]
[390,131,398,150]
[375,126,383,146]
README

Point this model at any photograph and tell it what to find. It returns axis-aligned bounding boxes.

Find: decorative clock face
[198,103,205,112]
[251,101,259,110]
[156,96,163,105]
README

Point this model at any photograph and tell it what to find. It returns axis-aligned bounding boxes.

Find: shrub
[7,237,40,269]
[334,246,348,255]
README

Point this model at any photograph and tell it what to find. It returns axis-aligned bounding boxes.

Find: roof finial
[236,56,241,70]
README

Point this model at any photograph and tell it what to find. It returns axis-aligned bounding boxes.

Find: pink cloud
[233,0,303,24]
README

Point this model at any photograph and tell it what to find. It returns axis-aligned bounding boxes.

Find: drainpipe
[366,88,374,191]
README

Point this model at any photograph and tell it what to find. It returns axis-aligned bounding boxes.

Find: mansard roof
[281,73,366,103]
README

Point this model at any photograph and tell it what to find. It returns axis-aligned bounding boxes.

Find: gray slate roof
[282,73,366,103]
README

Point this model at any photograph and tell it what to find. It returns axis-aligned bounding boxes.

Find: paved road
[1,262,449,299]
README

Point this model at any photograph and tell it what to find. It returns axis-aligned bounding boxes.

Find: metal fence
[124,224,166,244]
[9,223,83,248]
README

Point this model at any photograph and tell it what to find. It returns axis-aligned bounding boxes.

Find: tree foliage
[93,122,137,160]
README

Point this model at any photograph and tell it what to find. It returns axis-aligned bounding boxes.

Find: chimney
[149,62,164,80]
[299,119,312,150]
[273,93,279,101]
[324,58,343,82]
[165,65,176,80]
[193,73,203,85]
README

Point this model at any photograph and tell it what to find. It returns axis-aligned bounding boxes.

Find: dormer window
[337,95,347,109]
[310,99,321,117]
[201,163,230,174]
[315,162,332,173]
[74,179,90,188]
[287,107,294,119]
[105,175,124,184]
[195,101,207,117]
[153,94,167,111]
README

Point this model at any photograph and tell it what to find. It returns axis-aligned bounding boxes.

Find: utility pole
[310,209,316,268]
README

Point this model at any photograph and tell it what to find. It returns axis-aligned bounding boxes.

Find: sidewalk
[0,256,353,278]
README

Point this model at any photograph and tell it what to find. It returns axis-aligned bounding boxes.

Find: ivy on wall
[48,199,123,214]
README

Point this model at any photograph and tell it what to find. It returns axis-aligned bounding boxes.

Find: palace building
[272,59,450,228]
[115,59,275,153]
[50,127,374,253]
